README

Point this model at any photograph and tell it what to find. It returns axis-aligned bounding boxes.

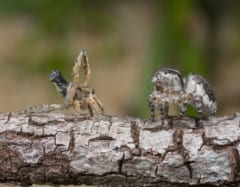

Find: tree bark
[0,110,240,187]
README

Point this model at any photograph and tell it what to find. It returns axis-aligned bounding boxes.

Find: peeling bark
[0,111,240,187]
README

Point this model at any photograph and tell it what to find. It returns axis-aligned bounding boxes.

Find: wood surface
[0,111,239,187]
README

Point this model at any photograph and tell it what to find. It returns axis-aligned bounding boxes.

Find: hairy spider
[49,49,104,116]
[148,68,217,121]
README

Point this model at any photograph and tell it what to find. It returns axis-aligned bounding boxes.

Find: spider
[49,49,104,116]
[148,68,217,121]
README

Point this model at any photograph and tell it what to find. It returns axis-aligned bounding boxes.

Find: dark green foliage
[0,0,113,35]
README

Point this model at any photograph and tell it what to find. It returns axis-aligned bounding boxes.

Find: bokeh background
[0,1,240,187]
[0,0,239,119]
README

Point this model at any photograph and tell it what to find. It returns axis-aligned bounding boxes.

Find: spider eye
[163,71,167,75]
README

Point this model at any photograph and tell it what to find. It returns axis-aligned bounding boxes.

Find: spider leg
[195,96,204,118]
[180,94,187,116]
[73,100,81,113]
[90,99,103,114]
[180,103,187,116]
[72,51,83,85]
[65,52,82,106]
[87,103,94,117]
[91,89,104,112]
[65,82,78,107]
[80,91,101,116]
[83,97,95,117]
[180,93,193,116]
[148,95,156,121]
[77,49,91,86]
[158,101,168,119]
[93,97,104,113]
[66,50,90,106]
[165,102,169,117]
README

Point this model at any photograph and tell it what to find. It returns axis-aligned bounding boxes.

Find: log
[0,110,240,187]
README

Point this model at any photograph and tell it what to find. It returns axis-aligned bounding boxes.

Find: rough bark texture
[0,111,240,187]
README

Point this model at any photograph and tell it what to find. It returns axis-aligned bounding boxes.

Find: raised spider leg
[78,49,91,86]
[65,49,91,107]
[73,49,91,86]
[65,53,82,106]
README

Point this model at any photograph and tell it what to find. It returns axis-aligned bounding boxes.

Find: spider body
[148,68,217,121]
[49,49,103,116]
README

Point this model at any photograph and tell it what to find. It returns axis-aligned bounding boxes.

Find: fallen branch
[0,110,240,187]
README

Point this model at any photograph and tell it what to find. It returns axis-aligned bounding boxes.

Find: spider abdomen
[184,74,217,115]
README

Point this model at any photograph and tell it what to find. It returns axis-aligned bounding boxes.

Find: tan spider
[49,49,104,116]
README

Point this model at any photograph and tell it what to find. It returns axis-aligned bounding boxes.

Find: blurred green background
[0,0,239,118]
